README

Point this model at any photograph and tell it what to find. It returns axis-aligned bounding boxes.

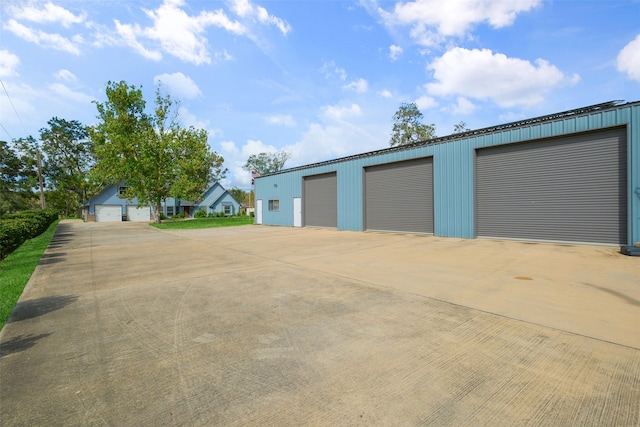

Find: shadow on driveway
[38,252,67,265]
[8,295,78,323]
[0,333,52,358]
[46,222,76,250]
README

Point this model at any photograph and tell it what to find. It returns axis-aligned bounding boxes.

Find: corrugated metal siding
[476,127,627,244]
[254,103,639,245]
[338,163,364,230]
[631,106,640,245]
[433,140,474,238]
[364,157,434,233]
[304,172,337,227]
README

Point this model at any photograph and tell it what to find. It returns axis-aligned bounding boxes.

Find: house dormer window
[118,186,127,196]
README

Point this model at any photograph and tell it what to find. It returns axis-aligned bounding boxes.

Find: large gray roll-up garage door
[303,172,337,227]
[365,157,434,233]
[476,127,627,244]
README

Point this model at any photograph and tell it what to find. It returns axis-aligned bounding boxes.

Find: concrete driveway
[1,221,639,426]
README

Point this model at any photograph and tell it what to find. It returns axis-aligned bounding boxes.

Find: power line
[0,77,29,137]
[0,120,12,141]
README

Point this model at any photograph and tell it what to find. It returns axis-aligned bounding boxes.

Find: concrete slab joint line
[1,221,639,426]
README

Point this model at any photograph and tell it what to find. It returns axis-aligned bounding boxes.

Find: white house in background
[83,181,241,222]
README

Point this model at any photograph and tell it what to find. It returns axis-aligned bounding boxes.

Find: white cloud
[277,98,397,168]
[284,119,386,167]
[415,95,437,110]
[617,34,640,83]
[220,140,239,155]
[114,21,162,61]
[219,138,282,187]
[213,49,234,62]
[9,2,86,28]
[241,139,280,157]
[113,0,288,65]
[113,0,246,65]
[219,140,249,187]
[0,50,20,78]
[55,69,77,82]
[452,96,475,115]
[389,44,403,61]
[48,83,94,104]
[265,114,297,127]
[228,0,291,35]
[154,72,202,99]
[378,89,393,98]
[322,104,362,120]
[4,19,82,55]
[343,78,369,94]
[286,123,348,166]
[378,0,541,46]
[142,0,246,64]
[177,107,210,130]
[426,47,574,107]
[320,61,347,80]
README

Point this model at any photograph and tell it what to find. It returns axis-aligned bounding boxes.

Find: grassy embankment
[0,220,59,330]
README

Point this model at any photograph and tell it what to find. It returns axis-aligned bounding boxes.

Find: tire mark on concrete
[116,291,168,358]
[70,225,110,427]
[172,281,199,424]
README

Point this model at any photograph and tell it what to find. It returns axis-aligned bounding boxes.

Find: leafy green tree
[39,117,97,216]
[0,140,24,213]
[242,150,291,175]
[92,81,226,223]
[229,188,254,211]
[45,188,80,217]
[453,121,470,134]
[389,102,436,147]
[228,187,247,205]
[0,139,39,213]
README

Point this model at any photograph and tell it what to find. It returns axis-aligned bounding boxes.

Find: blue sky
[1,0,639,189]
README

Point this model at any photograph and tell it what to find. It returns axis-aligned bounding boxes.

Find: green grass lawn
[151,216,254,230]
[0,220,59,330]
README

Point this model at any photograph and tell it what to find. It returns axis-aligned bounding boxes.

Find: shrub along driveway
[1,221,639,426]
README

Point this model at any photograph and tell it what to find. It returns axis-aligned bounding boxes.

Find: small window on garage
[166,206,174,217]
[223,204,233,216]
[268,199,279,212]
[118,186,127,196]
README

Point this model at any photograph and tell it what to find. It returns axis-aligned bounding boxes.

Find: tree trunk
[155,200,162,223]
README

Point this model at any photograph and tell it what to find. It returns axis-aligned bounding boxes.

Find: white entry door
[256,199,263,224]
[293,197,301,227]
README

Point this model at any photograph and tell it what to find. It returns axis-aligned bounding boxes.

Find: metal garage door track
[1,221,639,426]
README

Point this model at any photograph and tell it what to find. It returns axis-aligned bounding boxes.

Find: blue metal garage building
[254,101,640,246]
